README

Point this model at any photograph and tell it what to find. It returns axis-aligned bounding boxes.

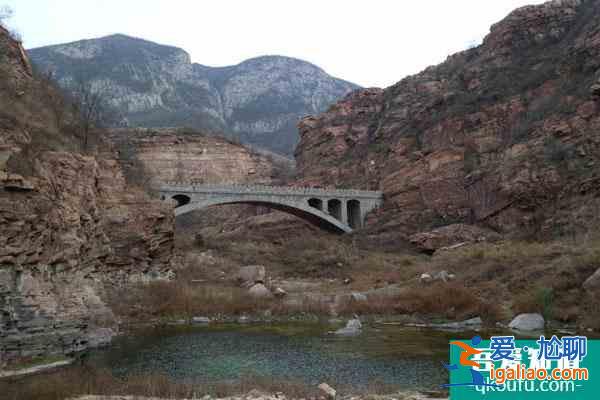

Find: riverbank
[1,364,448,400]
[162,229,600,333]
[72,391,448,400]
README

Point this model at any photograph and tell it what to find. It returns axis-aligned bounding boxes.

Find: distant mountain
[28,34,359,155]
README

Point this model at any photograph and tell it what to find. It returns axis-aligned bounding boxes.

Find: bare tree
[71,77,112,152]
[36,70,68,130]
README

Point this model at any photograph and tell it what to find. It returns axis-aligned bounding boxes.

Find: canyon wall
[295,0,600,245]
[0,28,174,367]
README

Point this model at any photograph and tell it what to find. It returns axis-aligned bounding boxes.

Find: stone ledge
[0,358,74,379]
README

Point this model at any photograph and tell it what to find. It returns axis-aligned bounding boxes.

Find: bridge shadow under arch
[171,194,191,208]
[173,198,352,234]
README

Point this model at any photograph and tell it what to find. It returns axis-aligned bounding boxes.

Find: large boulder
[318,382,337,399]
[248,283,272,299]
[334,318,362,336]
[236,265,266,287]
[509,313,545,331]
[191,316,211,325]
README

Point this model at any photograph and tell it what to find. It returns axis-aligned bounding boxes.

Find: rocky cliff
[106,128,275,186]
[295,0,600,245]
[28,35,359,155]
[0,28,174,367]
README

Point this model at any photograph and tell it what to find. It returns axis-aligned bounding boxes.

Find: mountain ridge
[28,34,360,155]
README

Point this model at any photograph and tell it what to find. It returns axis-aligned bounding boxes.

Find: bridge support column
[341,200,348,226]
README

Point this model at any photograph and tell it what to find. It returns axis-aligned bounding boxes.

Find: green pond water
[86,322,468,390]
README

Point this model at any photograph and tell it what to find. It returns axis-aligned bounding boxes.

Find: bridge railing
[158,182,383,198]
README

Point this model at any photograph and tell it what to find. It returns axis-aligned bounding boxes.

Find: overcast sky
[4,0,546,88]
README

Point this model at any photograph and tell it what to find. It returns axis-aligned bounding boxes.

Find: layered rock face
[28,35,359,155]
[105,127,287,241]
[0,153,174,366]
[107,128,275,185]
[0,30,174,367]
[296,0,600,241]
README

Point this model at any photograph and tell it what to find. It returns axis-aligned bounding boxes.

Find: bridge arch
[172,194,191,208]
[158,183,383,234]
[173,196,352,233]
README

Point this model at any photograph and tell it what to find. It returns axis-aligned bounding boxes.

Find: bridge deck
[159,182,383,199]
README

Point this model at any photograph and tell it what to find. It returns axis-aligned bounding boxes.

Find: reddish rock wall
[295,0,600,243]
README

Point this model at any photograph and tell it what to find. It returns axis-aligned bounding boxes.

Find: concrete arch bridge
[158,183,383,233]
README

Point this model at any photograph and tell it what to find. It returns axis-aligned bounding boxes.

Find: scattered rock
[434,270,454,283]
[191,316,211,325]
[509,313,545,331]
[420,271,455,284]
[420,273,433,284]
[351,292,367,302]
[409,224,501,253]
[318,382,337,399]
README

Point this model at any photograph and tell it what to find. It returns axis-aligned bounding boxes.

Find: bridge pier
[340,200,349,227]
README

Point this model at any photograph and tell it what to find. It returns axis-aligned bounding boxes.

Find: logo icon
[442,336,501,388]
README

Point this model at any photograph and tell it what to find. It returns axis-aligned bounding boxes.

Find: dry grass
[0,367,319,400]
[336,282,502,322]
[198,231,426,289]
[427,235,600,323]
[144,217,600,325]
[109,281,269,320]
